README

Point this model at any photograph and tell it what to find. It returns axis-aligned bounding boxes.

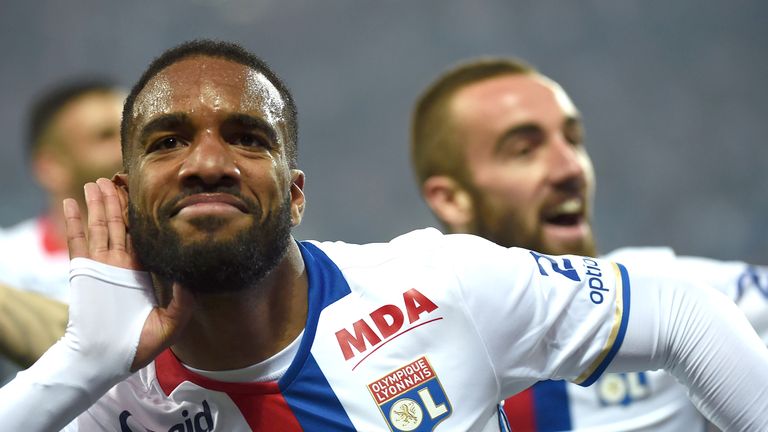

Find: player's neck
[170,241,308,371]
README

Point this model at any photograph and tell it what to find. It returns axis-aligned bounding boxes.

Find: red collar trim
[39,217,67,255]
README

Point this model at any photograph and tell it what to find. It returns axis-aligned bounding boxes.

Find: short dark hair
[411,57,536,187]
[121,39,298,170]
[28,78,120,154]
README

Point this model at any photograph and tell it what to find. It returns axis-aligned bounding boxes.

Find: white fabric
[503,246,768,432]
[0,258,153,431]
[610,265,768,431]
[0,230,767,431]
[0,218,70,302]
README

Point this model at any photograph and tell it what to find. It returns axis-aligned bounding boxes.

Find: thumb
[131,284,196,372]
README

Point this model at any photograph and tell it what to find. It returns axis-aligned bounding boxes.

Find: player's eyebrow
[493,115,584,153]
[137,113,191,146]
[494,123,543,153]
[563,115,582,129]
[223,113,279,145]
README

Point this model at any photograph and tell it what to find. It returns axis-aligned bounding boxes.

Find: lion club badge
[368,356,452,431]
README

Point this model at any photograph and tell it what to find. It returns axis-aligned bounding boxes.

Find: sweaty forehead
[131,56,286,130]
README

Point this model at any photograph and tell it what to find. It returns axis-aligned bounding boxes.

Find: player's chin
[541,224,595,256]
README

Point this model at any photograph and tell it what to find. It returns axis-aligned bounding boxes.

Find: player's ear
[289,169,305,226]
[422,175,474,233]
[112,172,128,188]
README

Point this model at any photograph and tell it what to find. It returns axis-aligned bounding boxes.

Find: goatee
[128,189,293,294]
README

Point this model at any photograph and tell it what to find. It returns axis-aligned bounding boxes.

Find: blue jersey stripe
[281,241,352,385]
[282,354,357,431]
[278,242,357,429]
[532,380,572,431]
[298,241,353,309]
[497,403,511,432]
[579,262,632,387]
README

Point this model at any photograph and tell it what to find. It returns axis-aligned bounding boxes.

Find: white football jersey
[66,229,631,431]
[0,217,70,302]
[502,246,768,432]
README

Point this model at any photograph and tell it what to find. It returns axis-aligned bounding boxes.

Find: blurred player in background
[411,57,768,431]
[0,79,124,382]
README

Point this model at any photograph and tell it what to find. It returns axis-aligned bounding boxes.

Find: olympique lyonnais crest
[368,356,452,431]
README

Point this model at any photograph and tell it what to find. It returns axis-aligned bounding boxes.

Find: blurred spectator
[0,79,124,382]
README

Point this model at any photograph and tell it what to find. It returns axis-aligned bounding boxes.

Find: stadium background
[0,0,766,262]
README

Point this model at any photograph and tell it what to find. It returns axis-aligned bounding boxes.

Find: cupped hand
[64,178,196,372]
[64,178,138,269]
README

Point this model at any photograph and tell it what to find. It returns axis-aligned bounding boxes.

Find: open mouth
[545,213,581,226]
[542,198,584,226]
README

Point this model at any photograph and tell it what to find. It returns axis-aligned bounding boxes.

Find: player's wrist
[66,257,155,375]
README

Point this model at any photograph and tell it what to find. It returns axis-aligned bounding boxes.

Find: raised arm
[608,271,768,431]
[0,178,195,431]
[441,235,768,431]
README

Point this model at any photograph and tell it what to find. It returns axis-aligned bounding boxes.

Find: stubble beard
[471,193,597,258]
[128,192,293,295]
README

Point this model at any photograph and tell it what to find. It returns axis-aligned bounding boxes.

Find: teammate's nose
[178,131,241,187]
[547,135,586,188]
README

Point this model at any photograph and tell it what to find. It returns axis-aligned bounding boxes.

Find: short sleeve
[438,234,630,397]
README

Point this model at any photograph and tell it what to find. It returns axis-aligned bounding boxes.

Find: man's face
[51,91,124,195]
[122,56,304,292]
[450,73,596,256]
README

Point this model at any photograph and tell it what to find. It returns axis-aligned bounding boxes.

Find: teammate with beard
[411,57,768,431]
[0,79,124,383]
[1,40,768,431]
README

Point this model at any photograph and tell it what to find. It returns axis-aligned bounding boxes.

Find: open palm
[64,177,195,371]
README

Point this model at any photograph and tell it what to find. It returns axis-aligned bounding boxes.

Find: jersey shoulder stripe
[575,262,631,386]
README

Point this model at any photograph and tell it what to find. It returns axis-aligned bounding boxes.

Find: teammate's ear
[422,175,474,233]
[32,151,71,196]
[289,169,306,226]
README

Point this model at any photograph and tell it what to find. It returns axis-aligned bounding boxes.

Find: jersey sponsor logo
[530,251,581,281]
[335,288,440,366]
[529,252,611,305]
[368,356,452,431]
[119,400,214,432]
[582,257,610,304]
[595,372,650,406]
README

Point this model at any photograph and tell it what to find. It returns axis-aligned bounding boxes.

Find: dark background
[1,0,766,262]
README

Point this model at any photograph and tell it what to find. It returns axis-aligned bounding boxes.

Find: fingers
[114,183,134,256]
[73,178,132,262]
[63,198,86,259]
[96,178,127,253]
[116,182,130,228]
[84,182,109,258]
